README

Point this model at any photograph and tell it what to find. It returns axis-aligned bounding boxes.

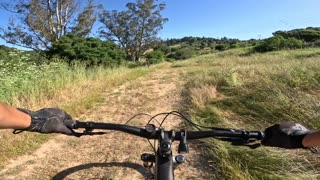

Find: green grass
[180,48,320,179]
[0,56,158,167]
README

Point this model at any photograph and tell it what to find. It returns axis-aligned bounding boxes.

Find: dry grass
[188,85,219,108]
[180,48,320,179]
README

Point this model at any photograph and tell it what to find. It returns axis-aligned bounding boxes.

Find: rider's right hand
[261,122,310,149]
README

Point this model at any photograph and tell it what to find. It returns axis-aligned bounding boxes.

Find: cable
[149,111,203,130]
[146,112,175,125]
[147,139,156,153]
[147,111,238,132]
[159,111,175,127]
[124,113,165,153]
[124,113,161,126]
[165,111,202,130]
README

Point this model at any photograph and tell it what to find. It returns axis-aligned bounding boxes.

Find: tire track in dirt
[0,67,213,179]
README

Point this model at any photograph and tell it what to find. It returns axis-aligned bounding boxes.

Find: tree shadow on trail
[52,162,149,180]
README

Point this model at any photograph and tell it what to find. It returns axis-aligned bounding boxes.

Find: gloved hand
[261,122,310,149]
[15,108,75,135]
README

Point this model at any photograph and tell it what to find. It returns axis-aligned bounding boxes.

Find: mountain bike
[71,111,264,180]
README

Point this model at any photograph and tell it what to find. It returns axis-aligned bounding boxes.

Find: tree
[0,0,101,51]
[99,0,168,61]
[71,0,101,37]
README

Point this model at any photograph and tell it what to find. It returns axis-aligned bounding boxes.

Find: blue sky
[1,0,320,48]
[160,0,320,40]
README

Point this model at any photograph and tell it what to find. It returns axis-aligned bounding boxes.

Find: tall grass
[180,48,320,179]
[0,52,156,167]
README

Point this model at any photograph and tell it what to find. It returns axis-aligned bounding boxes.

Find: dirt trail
[0,66,213,179]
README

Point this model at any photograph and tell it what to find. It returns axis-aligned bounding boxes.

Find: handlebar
[68,112,266,180]
[72,121,264,147]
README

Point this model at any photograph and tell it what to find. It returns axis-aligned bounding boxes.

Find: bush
[311,39,320,47]
[145,50,164,60]
[154,45,171,55]
[170,47,179,52]
[283,37,304,49]
[215,44,228,51]
[146,58,162,65]
[167,47,195,60]
[253,36,303,53]
[48,34,126,67]
[145,50,164,65]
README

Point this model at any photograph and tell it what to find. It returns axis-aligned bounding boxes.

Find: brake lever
[71,121,117,137]
[216,137,253,143]
[215,137,262,149]
[72,131,110,137]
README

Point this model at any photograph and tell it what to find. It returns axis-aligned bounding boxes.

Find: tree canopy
[0,0,101,51]
[99,0,168,61]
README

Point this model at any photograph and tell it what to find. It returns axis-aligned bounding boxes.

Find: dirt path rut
[0,67,213,179]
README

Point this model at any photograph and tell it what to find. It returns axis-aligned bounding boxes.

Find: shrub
[215,44,228,51]
[48,34,126,67]
[253,36,303,53]
[312,39,320,47]
[145,50,164,60]
[147,58,163,65]
[168,47,195,60]
[145,50,164,65]
[283,37,304,49]
[154,45,171,55]
[170,46,179,52]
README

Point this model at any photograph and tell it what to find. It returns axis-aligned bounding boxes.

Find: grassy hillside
[177,48,320,179]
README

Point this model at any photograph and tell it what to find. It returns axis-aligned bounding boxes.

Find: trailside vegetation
[179,48,320,179]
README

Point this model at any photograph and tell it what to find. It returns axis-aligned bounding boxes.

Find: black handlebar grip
[72,121,94,129]
[248,131,265,140]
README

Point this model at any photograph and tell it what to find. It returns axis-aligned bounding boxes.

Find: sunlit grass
[0,55,157,167]
[180,48,320,179]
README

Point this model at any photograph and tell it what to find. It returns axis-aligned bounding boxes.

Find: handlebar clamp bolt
[175,155,185,164]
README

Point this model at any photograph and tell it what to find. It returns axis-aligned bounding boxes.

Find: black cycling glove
[261,122,310,149]
[14,108,75,135]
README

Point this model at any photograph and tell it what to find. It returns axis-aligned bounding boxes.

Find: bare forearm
[0,102,31,129]
[303,131,320,147]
